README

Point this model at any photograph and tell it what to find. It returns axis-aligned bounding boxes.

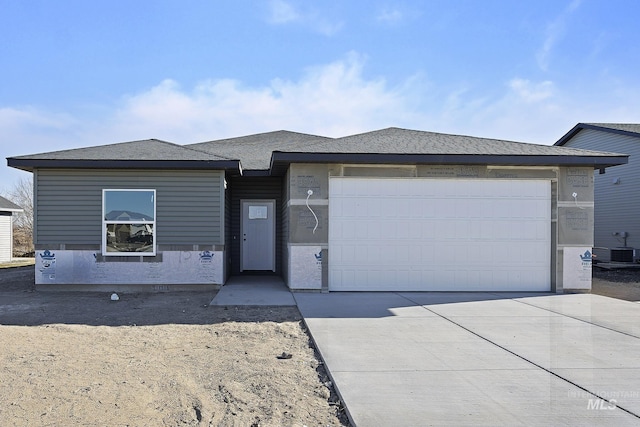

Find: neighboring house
[7,127,627,293]
[0,195,23,263]
[555,123,640,262]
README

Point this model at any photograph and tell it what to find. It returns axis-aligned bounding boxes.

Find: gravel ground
[592,266,640,283]
[591,266,640,301]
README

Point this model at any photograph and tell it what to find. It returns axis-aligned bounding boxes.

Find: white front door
[241,200,276,271]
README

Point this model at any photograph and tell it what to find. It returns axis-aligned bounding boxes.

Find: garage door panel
[520,199,542,218]
[408,247,423,264]
[454,220,471,239]
[420,222,434,239]
[396,221,411,239]
[394,245,410,263]
[329,178,551,291]
[367,198,382,217]
[474,199,493,218]
[331,198,344,217]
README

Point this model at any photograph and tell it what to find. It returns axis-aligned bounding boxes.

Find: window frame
[102,189,157,257]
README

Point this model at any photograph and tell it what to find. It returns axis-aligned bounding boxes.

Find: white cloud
[2,53,639,188]
[430,77,564,143]
[266,0,300,24]
[536,0,582,71]
[377,8,403,24]
[410,73,638,145]
[0,107,83,190]
[0,107,77,134]
[508,79,554,103]
[0,106,82,159]
[0,53,422,186]
[265,0,343,36]
[105,53,421,141]
[314,20,344,37]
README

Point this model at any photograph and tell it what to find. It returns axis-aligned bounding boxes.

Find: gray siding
[0,212,11,262]
[35,169,224,246]
[282,169,290,283]
[560,129,640,260]
[224,183,232,279]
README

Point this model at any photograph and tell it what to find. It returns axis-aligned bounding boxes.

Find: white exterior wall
[0,213,12,262]
[559,129,640,261]
[35,250,224,286]
[288,245,322,289]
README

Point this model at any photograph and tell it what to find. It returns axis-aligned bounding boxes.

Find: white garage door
[329,178,551,291]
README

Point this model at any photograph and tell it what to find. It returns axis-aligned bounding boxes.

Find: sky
[1,0,639,191]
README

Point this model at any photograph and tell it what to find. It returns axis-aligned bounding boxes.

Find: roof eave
[6,158,241,173]
[270,152,628,175]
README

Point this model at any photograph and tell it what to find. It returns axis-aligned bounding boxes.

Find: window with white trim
[102,189,156,256]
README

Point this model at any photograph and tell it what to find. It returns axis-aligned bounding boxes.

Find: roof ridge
[587,122,640,125]
[585,123,640,135]
[175,141,237,161]
[188,129,333,145]
[334,126,542,146]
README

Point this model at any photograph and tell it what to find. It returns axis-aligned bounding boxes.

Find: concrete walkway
[294,292,640,426]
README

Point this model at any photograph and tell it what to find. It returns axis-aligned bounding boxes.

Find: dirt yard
[0,266,349,427]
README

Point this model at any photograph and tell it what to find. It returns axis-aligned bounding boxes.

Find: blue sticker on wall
[199,251,214,262]
[40,250,56,268]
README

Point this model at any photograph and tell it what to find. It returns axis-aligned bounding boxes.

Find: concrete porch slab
[209,276,296,306]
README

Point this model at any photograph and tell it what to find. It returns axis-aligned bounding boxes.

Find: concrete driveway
[294,292,640,426]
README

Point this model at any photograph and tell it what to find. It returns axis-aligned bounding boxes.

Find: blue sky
[2,0,639,190]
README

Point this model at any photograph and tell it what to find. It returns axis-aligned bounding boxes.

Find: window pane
[106,223,154,253]
[104,190,155,221]
[249,205,268,219]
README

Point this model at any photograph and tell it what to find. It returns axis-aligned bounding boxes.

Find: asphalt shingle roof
[187,130,332,170]
[7,126,629,174]
[283,127,622,157]
[12,139,231,162]
[0,195,22,212]
[585,123,640,135]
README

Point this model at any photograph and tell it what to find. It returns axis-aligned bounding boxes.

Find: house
[0,195,23,263]
[7,127,628,292]
[555,123,640,263]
